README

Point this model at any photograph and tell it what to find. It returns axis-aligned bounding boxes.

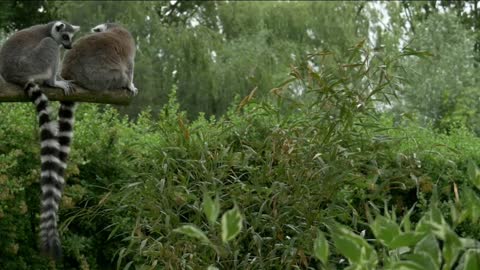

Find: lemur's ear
[54,22,65,32]
[72,25,80,32]
[91,24,107,33]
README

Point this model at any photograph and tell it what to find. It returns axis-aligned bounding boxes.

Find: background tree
[399,0,480,63]
[0,0,58,32]
[57,1,369,117]
[402,13,479,132]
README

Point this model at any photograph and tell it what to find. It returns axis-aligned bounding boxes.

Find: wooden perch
[0,81,133,105]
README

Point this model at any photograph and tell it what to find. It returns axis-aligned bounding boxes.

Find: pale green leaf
[463,249,480,270]
[221,206,243,243]
[400,204,417,232]
[331,225,377,266]
[463,187,480,223]
[415,214,433,236]
[122,261,133,270]
[174,224,210,243]
[416,205,451,241]
[345,265,369,270]
[389,232,424,249]
[460,237,480,249]
[389,261,426,270]
[331,234,362,264]
[443,230,463,269]
[203,193,220,226]
[313,230,329,264]
[430,206,445,228]
[403,253,436,270]
[139,239,148,252]
[370,215,401,247]
[467,160,480,191]
[414,234,441,268]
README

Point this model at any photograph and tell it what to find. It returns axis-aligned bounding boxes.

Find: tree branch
[0,81,133,105]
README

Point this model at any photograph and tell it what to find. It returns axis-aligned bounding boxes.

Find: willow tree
[56,1,370,118]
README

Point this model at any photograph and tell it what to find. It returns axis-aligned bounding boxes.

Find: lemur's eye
[62,34,69,41]
[93,28,101,32]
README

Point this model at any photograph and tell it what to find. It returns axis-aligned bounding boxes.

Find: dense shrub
[1,43,479,269]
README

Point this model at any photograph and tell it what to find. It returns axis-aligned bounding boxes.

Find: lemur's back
[0,25,49,68]
[62,24,136,92]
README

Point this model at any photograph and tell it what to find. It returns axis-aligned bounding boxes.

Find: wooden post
[0,81,133,105]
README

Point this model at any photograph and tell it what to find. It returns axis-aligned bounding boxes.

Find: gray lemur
[0,21,80,260]
[62,23,138,95]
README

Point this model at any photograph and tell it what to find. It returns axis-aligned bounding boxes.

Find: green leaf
[400,204,417,232]
[463,187,480,223]
[345,265,370,270]
[330,225,377,266]
[221,206,243,243]
[443,230,463,270]
[414,234,441,269]
[313,230,329,264]
[463,249,480,270]
[389,232,424,249]
[416,205,462,269]
[415,215,433,236]
[203,193,220,226]
[122,261,133,270]
[387,261,424,270]
[139,239,148,252]
[403,253,437,270]
[430,206,445,228]
[370,215,401,248]
[174,225,210,243]
[467,160,480,190]
[459,237,480,249]
[400,48,433,58]
[416,205,450,240]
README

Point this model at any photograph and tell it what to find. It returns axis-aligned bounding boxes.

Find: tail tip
[41,238,63,261]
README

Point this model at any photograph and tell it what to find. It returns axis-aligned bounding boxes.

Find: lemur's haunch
[62,23,138,95]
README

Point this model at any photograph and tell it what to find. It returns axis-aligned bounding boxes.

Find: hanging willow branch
[0,81,133,105]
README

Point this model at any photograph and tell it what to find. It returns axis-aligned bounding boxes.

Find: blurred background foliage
[1,1,480,269]
[2,0,478,129]
[57,1,369,117]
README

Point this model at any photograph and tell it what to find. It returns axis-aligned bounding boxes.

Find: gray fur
[0,21,80,93]
[62,23,137,95]
[0,21,80,261]
[68,60,130,91]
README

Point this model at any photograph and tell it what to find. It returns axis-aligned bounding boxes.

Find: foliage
[2,38,480,269]
[398,0,480,62]
[55,1,369,118]
[319,200,480,269]
[2,2,480,270]
[0,0,58,32]
[396,13,480,134]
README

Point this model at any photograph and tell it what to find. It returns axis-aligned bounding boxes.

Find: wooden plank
[0,81,133,105]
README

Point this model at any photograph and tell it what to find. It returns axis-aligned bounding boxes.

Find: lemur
[62,23,138,94]
[0,21,80,259]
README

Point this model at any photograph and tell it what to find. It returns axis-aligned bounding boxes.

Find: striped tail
[25,82,64,259]
[57,101,76,189]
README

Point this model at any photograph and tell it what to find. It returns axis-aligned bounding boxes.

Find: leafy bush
[1,42,480,270]
[314,170,480,270]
